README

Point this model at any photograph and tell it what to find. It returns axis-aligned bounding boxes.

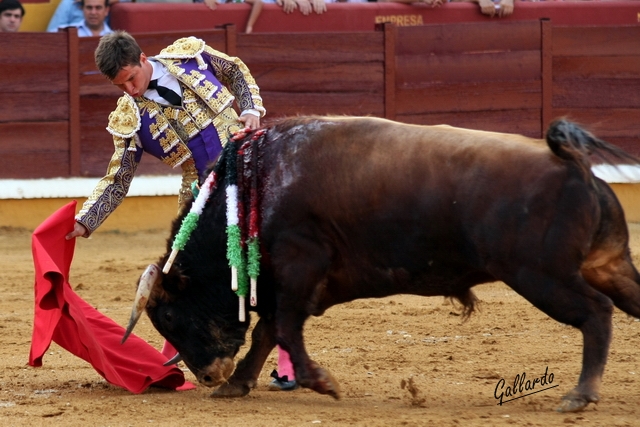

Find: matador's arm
[75,135,139,236]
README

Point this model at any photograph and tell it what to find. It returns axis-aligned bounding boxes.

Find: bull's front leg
[270,232,341,398]
[211,317,277,398]
[276,308,342,400]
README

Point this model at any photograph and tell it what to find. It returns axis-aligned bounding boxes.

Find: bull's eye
[164,312,173,323]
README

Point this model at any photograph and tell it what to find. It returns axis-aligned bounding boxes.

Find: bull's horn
[163,352,183,366]
[122,264,161,344]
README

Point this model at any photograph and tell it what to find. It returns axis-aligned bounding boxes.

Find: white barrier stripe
[0,175,182,200]
[591,164,640,184]
[2,165,640,200]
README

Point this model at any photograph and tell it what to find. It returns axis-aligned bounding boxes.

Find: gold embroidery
[183,70,229,112]
[159,127,181,153]
[177,109,190,125]
[137,98,160,118]
[158,37,206,59]
[149,120,168,140]
[182,70,208,90]
[174,108,199,138]
[199,80,218,100]
[161,61,186,79]
[182,90,212,129]
[203,89,233,117]
[181,88,196,104]
[163,106,180,121]
[213,107,242,145]
[155,113,168,132]
[183,92,202,115]
[195,110,213,129]
[178,158,198,207]
[161,143,192,168]
[107,95,141,138]
[184,121,199,138]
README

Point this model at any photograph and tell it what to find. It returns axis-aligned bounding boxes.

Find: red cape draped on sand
[28,201,195,393]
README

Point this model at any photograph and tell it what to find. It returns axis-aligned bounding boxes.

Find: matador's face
[111,53,152,98]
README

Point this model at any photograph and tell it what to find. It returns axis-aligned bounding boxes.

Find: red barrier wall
[110,1,640,34]
[2,21,640,179]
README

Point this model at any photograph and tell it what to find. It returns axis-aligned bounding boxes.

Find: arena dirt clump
[400,376,426,407]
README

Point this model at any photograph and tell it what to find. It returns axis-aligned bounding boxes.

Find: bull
[123,116,640,412]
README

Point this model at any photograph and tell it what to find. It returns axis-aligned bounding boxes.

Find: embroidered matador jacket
[76,37,265,235]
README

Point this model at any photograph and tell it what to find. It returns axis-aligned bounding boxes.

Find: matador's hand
[66,222,89,240]
[239,114,260,130]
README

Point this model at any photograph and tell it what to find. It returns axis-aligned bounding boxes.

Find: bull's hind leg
[211,317,277,398]
[505,268,613,412]
[583,180,640,317]
[582,249,640,318]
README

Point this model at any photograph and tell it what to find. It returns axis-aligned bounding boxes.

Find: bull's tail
[546,119,640,169]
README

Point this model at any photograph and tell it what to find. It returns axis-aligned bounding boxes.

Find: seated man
[0,0,25,33]
[47,0,123,33]
[72,0,113,37]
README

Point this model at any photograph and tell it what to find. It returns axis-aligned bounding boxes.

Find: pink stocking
[276,345,295,380]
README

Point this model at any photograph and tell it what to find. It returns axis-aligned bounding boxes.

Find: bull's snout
[197,357,235,387]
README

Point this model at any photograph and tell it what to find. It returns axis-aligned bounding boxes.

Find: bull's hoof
[210,382,251,398]
[556,390,598,413]
[316,367,342,400]
[323,371,342,400]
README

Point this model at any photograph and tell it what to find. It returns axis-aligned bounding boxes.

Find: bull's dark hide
[130,116,640,413]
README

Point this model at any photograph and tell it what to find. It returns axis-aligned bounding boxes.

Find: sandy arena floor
[1,222,640,427]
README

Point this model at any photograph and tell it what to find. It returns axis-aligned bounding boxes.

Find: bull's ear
[122,264,161,344]
[176,271,191,292]
[156,261,189,294]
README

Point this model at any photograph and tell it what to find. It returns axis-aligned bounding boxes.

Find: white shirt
[145,59,183,105]
[70,20,113,37]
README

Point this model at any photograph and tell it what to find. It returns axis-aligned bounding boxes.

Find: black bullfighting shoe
[268,370,299,391]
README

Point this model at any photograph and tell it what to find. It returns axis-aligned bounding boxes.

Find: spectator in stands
[47,0,83,32]
[136,0,191,3]
[364,0,445,5]
[327,0,446,7]
[47,0,123,33]
[0,0,24,32]
[196,0,264,34]
[71,0,114,36]
[450,0,514,17]
[264,0,326,16]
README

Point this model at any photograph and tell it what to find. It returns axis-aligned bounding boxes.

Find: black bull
[125,116,640,412]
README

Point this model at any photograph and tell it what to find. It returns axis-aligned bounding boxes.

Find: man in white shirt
[73,0,113,37]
